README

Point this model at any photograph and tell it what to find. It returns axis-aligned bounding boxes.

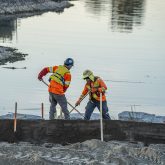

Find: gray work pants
[49,92,70,120]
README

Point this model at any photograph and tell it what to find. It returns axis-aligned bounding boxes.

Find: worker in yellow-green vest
[75,70,111,120]
[38,58,74,119]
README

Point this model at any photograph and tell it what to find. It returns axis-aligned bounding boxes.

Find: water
[0,0,165,119]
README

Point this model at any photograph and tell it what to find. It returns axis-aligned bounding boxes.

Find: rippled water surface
[0,0,165,118]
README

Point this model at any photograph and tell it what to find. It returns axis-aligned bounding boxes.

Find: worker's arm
[38,67,49,80]
[63,73,71,92]
[38,66,58,81]
[81,84,90,97]
[48,66,58,73]
[97,78,107,92]
[75,84,89,106]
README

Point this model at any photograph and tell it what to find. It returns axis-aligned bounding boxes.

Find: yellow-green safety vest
[86,78,101,100]
[49,65,70,86]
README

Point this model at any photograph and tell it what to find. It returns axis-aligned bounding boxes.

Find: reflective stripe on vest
[49,67,54,73]
[49,65,70,86]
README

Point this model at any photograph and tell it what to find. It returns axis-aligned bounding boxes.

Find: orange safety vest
[48,65,71,95]
[82,77,107,101]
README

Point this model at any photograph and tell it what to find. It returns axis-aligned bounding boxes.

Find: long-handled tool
[67,102,85,118]
[41,79,49,86]
[40,79,84,118]
[69,90,91,114]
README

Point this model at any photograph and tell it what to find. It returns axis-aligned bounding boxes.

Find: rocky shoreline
[0,0,73,65]
[0,0,73,15]
[0,46,27,65]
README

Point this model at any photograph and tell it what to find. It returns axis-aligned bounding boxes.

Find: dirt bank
[0,119,165,145]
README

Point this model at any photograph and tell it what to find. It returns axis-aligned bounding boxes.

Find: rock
[0,46,27,65]
[118,111,165,123]
[0,112,42,120]
[0,0,73,15]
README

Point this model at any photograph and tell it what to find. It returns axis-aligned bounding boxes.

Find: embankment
[0,119,165,145]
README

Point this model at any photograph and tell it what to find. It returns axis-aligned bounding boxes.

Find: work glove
[75,98,81,106]
[38,67,48,81]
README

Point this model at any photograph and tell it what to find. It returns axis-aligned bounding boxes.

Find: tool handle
[41,79,48,86]
[67,102,85,118]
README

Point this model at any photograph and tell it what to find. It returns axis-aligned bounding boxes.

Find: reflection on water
[84,0,145,32]
[84,0,108,15]
[0,0,146,42]
[0,18,18,42]
[111,0,145,32]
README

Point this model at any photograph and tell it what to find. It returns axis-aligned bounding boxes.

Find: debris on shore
[0,46,27,65]
[2,66,27,69]
[0,0,73,16]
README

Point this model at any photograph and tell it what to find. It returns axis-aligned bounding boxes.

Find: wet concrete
[0,119,164,145]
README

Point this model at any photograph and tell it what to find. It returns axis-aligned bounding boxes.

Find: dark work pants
[84,99,111,120]
[49,92,70,120]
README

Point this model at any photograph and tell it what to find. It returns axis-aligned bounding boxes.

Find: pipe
[100,93,103,141]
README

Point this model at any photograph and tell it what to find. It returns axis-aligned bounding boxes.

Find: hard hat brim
[83,74,94,81]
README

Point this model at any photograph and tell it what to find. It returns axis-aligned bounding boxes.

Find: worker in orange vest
[75,70,111,120]
[38,58,74,120]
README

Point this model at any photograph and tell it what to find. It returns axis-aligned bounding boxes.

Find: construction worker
[38,58,74,120]
[75,70,111,120]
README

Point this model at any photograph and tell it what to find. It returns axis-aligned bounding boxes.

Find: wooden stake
[14,102,17,132]
[41,103,44,119]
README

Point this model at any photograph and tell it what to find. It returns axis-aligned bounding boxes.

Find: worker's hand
[97,87,103,93]
[38,75,43,81]
[91,88,97,93]
[97,87,106,93]
[75,99,81,106]
[38,68,48,81]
